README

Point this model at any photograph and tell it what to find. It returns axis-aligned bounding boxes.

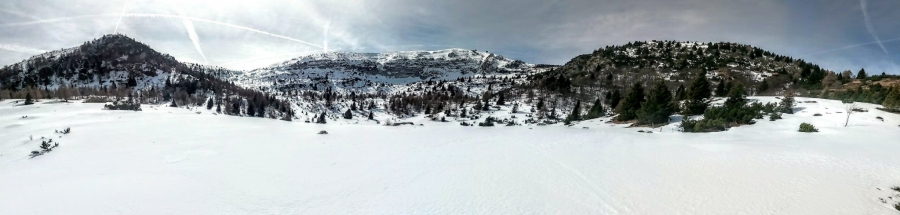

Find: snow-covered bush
[104,100,142,111]
[799,123,818,132]
[30,139,59,158]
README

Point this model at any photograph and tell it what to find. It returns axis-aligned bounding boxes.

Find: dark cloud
[0,0,898,73]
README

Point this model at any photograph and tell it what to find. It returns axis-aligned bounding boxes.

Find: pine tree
[757,80,769,93]
[24,92,34,105]
[684,72,712,115]
[714,79,727,97]
[616,82,645,121]
[216,103,221,113]
[496,93,506,106]
[637,81,676,125]
[674,84,686,101]
[780,90,795,114]
[206,98,214,110]
[247,103,256,117]
[724,83,747,109]
[317,112,327,124]
[565,100,582,123]
[857,68,867,79]
[608,90,622,110]
[584,99,604,119]
[343,109,353,119]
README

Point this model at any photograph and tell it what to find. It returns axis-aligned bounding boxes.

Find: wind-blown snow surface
[2,98,900,214]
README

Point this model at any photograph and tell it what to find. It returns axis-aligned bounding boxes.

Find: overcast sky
[1,0,899,73]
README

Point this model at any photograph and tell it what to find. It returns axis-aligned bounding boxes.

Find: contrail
[805,37,900,56]
[113,0,129,34]
[0,13,324,49]
[0,43,46,54]
[0,8,42,20]
[860,0,888,54]
[173,3,208,64]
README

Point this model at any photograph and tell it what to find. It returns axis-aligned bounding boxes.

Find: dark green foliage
[607,90,622,110]
[478,116,497,126]
[883,87,900,110]
[496,93,506,106]
[769,112,782,121]
[637,81,677,125]
[317,112,326,124]
[681,85,763,132]
[799,123,818,132]
[723,83,747,109]
[616,83,645,121]
[857,68,867,79]
[714,79,727,97]
[757,80,769,93]
[206,98,214,110]
[683,72,712,115]
[24,92,34,105]
[343,109,352,119]
[584,99,605,120]
[674,84,686,101]
[780,92,795,114]
[565,100,582,123]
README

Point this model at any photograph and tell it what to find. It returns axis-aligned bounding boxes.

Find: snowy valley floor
[2,97,900,214]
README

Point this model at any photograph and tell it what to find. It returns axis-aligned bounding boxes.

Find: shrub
[104,101,142,111]
[478,117,497,127]
[83,97,109,103]
[813,113,822,116]
[769,113,782,121]
[799,123,818,132]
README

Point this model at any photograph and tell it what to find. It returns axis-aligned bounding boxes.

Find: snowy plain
[1,97,900,214]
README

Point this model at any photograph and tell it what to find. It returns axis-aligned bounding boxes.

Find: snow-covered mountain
[219,49,549,93]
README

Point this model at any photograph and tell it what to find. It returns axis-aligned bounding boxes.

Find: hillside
[531,41,830,98]
[2,98,900,214]
[0,34,293,119]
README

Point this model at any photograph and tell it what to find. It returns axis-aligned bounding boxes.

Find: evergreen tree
[247,103,256,117]
[584,99,604,119]
[496,93,506,106]
[565,100,582,123]
[216,103,221,113]
[714,79,727,97]
[637,81,676,125]
[674,84,686,101]
[616,82,645,121]
[780,90,795,114]
[317,112,327,124]
[608,90,622,110]
[24,92,34,105]
[206,98,214,110]
[857,68,867,79]
[757,80,769,93]
[481,101,490,111]
[724,83,747,109]
[343,109,353,119]
[684,72,712,115]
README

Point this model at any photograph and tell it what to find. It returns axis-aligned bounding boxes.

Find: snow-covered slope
[220,49,546,92]
[2,97,900,214]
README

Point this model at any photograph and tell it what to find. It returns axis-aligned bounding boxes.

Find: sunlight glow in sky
[1,0,898,73]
